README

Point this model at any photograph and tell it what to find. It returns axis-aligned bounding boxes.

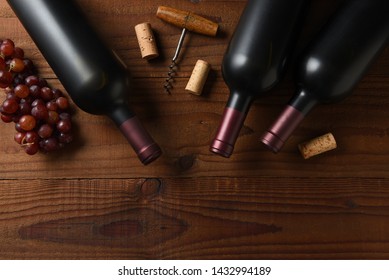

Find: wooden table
[1,0,389,259]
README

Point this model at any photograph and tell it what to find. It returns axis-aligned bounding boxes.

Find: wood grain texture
[1,0,389,259]
[1,177,389,259]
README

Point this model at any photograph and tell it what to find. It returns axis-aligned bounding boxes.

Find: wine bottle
[7,0,162,165]
[261,0,389,153]
[210,0,308,157]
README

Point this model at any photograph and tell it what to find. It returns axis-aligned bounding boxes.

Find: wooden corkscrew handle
[156,6,219,36]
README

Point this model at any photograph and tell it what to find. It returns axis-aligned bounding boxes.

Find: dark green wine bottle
[261,0,389,153]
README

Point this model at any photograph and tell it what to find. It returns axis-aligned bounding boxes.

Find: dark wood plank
[1,177,389,259]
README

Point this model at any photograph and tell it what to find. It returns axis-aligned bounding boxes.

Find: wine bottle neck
[226,90,254,114]
[260,88,318,153]
[210,90,252,157]
[210,106,247,157]
[108,105,161,165]
[288,88,318,115]
[108,104,136,126]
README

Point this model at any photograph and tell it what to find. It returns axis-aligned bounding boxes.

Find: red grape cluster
[0,39,74,155]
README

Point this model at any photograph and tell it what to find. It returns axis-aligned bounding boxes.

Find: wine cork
[134,22,159,60]
[185,60,211,95]
[298,132,337,159]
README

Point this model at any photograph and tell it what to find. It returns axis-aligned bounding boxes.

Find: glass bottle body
[210,0,308,157]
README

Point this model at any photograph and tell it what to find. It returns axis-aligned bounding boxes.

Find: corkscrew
[156,6,219,94]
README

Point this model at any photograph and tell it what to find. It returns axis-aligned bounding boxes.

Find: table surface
[1,0,389,259]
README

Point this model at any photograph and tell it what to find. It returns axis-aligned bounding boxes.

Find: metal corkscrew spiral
[156,6,219,94]
[164,28,188,93]
[164,63,175,93]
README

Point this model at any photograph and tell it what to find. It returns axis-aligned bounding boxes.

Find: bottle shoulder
[222,53,284,95]
[69,69,130,115]
[294,54,356,103]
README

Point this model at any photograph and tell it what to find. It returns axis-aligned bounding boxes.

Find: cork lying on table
[298,132,337,159]
[185,60,211,95]
[134,22,159,60]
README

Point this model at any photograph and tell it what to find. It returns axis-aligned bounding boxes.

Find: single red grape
[14,84,30,98]
[1,97,19,114]
[0,40,15,57]
[9,58,25,72]
[19,115,37,131]
[57,119,72,133]
[56,96,69,110]
[37,124,54,139]
[40,86,53,101]
[24,142,39,155]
